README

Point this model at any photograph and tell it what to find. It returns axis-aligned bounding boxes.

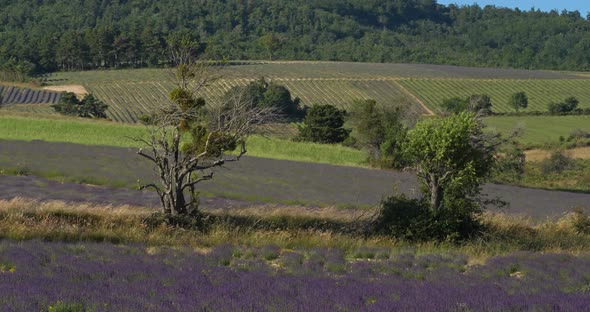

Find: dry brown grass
[1,197,589,260]
[0,198,391,251]
[525,147,590,162]
[205,204,377,223]
[43,84,88,96]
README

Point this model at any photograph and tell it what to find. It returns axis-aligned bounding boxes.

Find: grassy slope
[0,114,366,167]
[484,115,590,146]
[2,112,589,162]
[0,114,146,148]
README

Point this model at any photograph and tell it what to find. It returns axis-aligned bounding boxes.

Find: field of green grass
[2,112,589,166]
[0,114,366,167]
[401,79,590,113]
[484,115,590,146]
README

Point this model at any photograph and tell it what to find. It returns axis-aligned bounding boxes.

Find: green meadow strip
[0,115,366,166]
[243,136,365,167]
[484,115,590,146]
[0,115,147,148]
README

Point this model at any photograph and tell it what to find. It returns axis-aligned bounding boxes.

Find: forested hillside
[1,0,589,76]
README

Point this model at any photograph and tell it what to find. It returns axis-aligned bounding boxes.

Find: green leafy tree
[440,97,468,114]
[51,92,108,118]
[297,104,350,144]
[441,95,492,115]
[225,78,303,120]
[258,33,283,60]
[510,91,528,112]
[347,99,408,168]
[404,112,500,237]
[77,94,108,118]
[548,96,579,114]
[467,94,493,115]
[564,96,580,112]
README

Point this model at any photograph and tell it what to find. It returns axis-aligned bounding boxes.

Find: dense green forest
[1,0,590,77]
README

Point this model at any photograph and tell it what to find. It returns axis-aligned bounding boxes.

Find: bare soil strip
[43,85,88,96]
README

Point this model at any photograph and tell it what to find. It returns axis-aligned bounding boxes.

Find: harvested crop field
[1,140,588,219]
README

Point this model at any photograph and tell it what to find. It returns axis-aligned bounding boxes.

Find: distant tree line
[2,0,590,76]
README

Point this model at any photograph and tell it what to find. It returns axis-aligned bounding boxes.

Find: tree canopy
[548,97,580,114]
[510,92,529,112]
[224,79,304,121]
[51,92,108,119]
[347,99,408,168]
[377,112,502,241]
[297,104,350,144]
[1,1,590,74]
[441,94,492,115]
[405,112,498,214]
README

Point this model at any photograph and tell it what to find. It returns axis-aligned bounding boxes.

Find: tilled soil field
[1,140,589,218]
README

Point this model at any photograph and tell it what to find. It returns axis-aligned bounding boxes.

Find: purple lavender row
[0,241,589,311]
[0,87,61,105]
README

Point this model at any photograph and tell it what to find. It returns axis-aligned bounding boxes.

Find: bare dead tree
[135,59,279,217]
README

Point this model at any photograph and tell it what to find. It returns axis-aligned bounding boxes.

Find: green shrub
[510,91,528,112]
[347,99,409,168]
[467,94,493,115]
[573,209,590,235]
[541,150,577,174]
[374,195,431,241]
[494,141,526,181]
[440,94,492,115]
[51,92,108,119]
[570,129,590,139]
[548,97,579,114]
[375,194,485,242]
[441,97,468,114]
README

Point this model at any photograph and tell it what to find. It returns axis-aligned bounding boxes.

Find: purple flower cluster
[0,240,589,311]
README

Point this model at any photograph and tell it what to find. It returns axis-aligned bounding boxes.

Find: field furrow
[400,79,590,113]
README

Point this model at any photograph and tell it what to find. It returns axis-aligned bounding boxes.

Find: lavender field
[0,240,589,311]
[1,140,590,218]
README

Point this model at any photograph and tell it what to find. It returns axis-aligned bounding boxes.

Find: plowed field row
[400,79,590,113]
[0,85,61,105]
[82,79,421,123]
